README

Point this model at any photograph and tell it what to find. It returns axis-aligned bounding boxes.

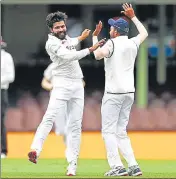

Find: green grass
[1,159,176,178]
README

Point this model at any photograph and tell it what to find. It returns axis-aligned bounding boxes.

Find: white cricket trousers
[31,77,84,163]
[101,92,138,168]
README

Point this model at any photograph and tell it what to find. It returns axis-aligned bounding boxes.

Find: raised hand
[79,29,91,41]
[92,21,103,36]
[121,3,135,19]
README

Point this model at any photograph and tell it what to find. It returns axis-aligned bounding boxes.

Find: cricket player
[28,11,105,176]
[1,37,15,158]
[41,63,86,140]
[92,3,148,176]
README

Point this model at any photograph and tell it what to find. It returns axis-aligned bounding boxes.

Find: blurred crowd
[5,90,176,132]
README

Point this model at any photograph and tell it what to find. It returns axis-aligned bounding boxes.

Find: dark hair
[46,11,68,28]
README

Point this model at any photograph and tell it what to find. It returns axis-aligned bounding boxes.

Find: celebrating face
[51,21,67,40]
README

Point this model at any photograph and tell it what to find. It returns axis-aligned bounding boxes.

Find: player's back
[104,36,139,93]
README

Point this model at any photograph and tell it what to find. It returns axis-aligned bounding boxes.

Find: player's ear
[50,28,53,32]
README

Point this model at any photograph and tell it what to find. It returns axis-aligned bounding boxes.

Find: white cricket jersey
[104,35,140,93]
[1,49,15,89]
[45,34,90,80]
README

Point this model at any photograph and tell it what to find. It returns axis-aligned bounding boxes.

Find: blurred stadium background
[1,0,176,162]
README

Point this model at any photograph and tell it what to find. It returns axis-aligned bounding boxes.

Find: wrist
[93,36,98,39]
[89,47,93,53]
[78,35,84,42]
[131,15,137,21]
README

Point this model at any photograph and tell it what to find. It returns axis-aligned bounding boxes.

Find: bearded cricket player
[28,11,105,176]
[92,3,148,176]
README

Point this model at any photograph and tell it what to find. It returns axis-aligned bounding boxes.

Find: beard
[54,31,67,40]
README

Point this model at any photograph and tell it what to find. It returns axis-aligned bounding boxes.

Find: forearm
[57,48,90,62]
[78,36,84,42]
[131,16,148,43]
[93,36,98,45]
[93,36,103,60]
[92,36,107,60]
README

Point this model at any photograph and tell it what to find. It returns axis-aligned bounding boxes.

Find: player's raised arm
[121,3,148,44]
[78,29,91,42]
[92,21,111,60]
